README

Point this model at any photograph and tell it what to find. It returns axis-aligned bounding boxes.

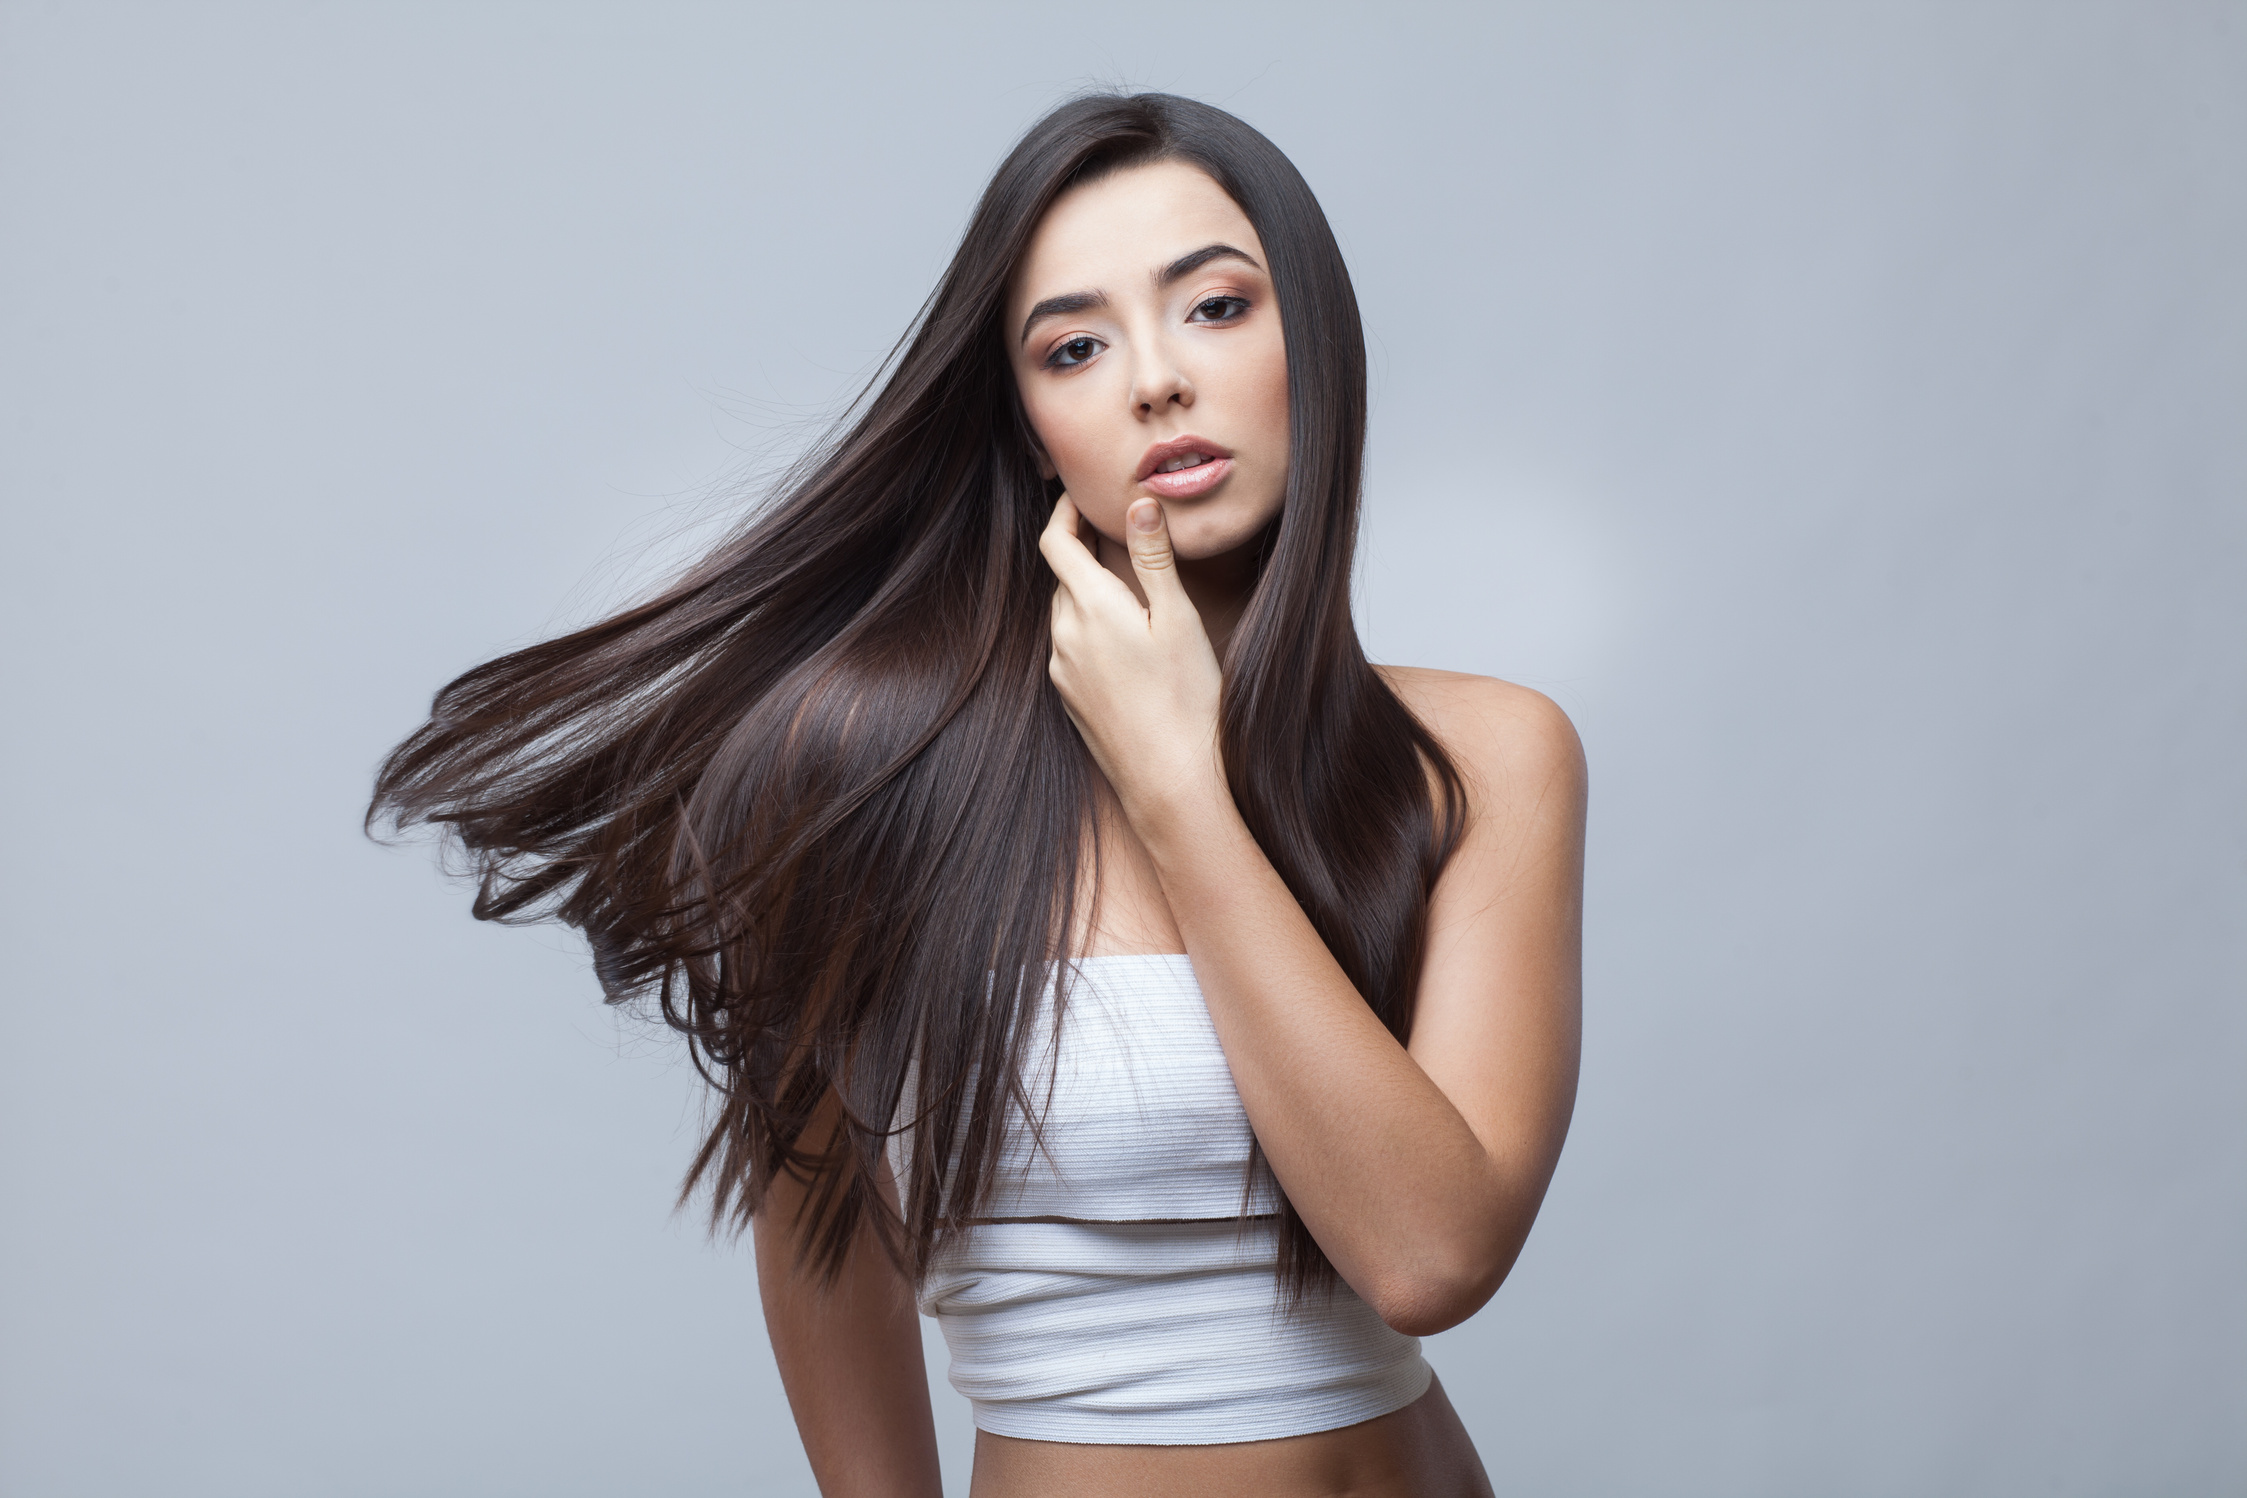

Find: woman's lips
[1134,435,1234,500]
[1141,455,1234,499]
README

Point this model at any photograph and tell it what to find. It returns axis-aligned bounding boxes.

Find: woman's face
[1007,159,1289,562]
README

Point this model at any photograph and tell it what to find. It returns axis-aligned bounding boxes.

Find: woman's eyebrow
[1156,242,1262,286]
[1019,290,1109,346]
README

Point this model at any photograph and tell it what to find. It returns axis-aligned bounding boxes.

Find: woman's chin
[1078,490,1280,565]
[1170,516,1279,566]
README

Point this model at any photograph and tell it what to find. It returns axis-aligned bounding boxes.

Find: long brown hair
[369,91,1463,1296]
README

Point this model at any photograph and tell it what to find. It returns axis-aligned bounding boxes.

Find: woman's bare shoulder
[1371,665,1586,809]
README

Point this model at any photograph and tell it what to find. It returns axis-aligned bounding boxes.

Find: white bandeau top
[889,953,1431,1445]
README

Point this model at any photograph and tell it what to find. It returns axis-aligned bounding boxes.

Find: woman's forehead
[1011,161,1264,310]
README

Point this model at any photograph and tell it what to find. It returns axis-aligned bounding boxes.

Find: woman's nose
[1129,341,1194,416]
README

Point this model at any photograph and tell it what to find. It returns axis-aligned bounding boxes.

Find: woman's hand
[1039,493,1227,822]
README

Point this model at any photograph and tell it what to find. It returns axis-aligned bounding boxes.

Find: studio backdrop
[2,3,2240,1495]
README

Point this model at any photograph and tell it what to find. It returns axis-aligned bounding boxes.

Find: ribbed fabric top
[890,953,1282,1221]
[888,953,1432,1446]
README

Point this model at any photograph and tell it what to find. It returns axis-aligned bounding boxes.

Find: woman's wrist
[1116,759,1241,866]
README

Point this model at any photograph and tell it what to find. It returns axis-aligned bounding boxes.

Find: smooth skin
[755,160,1585,1498]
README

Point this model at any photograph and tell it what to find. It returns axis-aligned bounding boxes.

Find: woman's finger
[1123,498,1193,620]
[1037,493,1111,596]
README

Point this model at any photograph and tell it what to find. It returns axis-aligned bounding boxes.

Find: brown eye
[1189,296,1249,324]
[1048,335,1104,368]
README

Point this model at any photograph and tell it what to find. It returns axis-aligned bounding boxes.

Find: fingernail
[1129,500,1162,533]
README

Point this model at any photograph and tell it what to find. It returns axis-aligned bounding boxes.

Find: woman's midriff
[966,1376,1495,1498]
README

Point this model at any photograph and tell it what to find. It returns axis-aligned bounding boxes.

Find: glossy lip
[1134,435,1234,484]
[1142,456,1233,500]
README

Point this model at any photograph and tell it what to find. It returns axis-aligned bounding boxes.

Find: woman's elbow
[1364,1251,1516,1337]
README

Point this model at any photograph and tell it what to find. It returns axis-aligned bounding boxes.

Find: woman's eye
[1047,335,1104,368]
[1189,296,1249,324]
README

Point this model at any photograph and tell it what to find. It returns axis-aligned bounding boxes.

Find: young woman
[372,92,1583,1497]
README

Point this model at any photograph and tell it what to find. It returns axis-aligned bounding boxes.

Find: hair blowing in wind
[367,91,1464,1297]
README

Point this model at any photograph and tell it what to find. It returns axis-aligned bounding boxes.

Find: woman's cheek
[1032,413,1128,535]
[1250,337,1291,460]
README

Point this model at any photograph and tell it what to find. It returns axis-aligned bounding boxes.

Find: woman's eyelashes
[1044,334,1106,370]
[1188,294,1251,324]
[1037,295,1253,370]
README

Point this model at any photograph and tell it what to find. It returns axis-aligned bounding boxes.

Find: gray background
[2,2,2240,1494]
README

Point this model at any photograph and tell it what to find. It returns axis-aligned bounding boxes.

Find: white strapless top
[891,951,1282,1221]
[888,954,1431,1445]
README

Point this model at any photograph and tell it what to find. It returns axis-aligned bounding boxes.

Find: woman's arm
[1041,495,1585,1338]
[753,1091,944,1497]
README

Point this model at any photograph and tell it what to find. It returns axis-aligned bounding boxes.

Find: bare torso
[970,1377,1495,1498]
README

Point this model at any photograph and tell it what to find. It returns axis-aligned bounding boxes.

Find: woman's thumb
[1125,499,1186,608]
